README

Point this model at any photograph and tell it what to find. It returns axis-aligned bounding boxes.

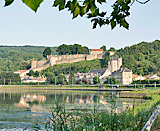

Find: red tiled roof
[16,70,28,73]
[91,49,103,51]
[14,70,29,75]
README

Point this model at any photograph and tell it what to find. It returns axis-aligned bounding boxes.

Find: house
[22,76,47,83]
[75,69,111,84]
[90,49,104,55]
[88,69,111,79]
[14,70,29,77]
[147,74,160,80]
[132,74,146,81]
[75,73,95,84]
[111,68,132,84]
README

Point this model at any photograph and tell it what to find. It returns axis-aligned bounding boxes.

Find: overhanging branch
[136,0,150,4]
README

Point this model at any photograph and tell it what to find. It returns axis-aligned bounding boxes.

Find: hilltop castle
[31,49,106,71]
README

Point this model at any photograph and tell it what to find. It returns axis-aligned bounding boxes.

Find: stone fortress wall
[31,50,106,71]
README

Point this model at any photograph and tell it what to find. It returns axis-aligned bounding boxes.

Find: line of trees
[56,44,89,55]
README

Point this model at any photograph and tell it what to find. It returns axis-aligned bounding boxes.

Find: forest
[118,40,160,75]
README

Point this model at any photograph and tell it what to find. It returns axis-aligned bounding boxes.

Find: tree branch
[130,0,136,6]
[136,0,150,4]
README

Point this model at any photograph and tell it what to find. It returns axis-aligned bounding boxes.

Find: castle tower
[118,57,122,69]
[31,60,38,69]
[108,56,122,73]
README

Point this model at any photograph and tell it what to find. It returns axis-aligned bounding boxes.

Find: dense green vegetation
[43,47,52,58]
[0,45,56,72]
[0,72,21,85]
[117,40,160,75]
[42,59,102,76]
[56,44,89,55]
[104,77,120,84]
[41,59,102,84]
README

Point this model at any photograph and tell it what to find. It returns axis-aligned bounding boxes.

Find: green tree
[4,0,150,29]
[57,74,66,84]
[100,45,106,51]
[108,47,116,51]
[20,61,31,70]
[45,72,55,84]
[104,77,119,84]
[28,70,34,76]
[34,71,40,77]
[43,47,52,58]
[93,76,100,84]
[56,44,89,55]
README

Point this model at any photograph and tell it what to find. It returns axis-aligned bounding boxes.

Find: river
[0,89,146,130]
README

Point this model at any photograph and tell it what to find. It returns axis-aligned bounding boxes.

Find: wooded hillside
[117,40,160,75]
[0,46,56,72]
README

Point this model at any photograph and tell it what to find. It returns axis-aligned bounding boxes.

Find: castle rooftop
[91,49,103,51]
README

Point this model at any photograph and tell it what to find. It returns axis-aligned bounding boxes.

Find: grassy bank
[0,85,99,89]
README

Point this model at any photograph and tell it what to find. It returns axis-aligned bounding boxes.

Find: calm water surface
[0,89,146,130]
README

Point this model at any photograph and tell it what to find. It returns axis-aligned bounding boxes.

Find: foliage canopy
[56,44,89,55]
[43,47,52,58]
[4,0,150,29]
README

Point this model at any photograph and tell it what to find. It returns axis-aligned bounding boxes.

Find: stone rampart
[31,52,105,71]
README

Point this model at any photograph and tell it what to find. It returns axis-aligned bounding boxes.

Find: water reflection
[0,90,146,129]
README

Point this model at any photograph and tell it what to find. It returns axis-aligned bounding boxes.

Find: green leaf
[120,19,129,29]
[105,19,109,25]
[98,18,103,27]
[91,18,98,29]
[90,2,97,15]
[97,0,106,4]
[66,0,78,13]
[4,0,14,6]
[99,12,106,17]
[53,0,65,11]
[22,0,43,12]
[111,20,116,29]
[83,0,90,6]
[73,6,81,18]
[80,6,88,17]
[125,0,131,4]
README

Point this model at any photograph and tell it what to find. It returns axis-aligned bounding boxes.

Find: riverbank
[0,85,142,91]
[42,90,160,131]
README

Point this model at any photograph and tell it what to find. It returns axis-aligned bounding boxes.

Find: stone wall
[31,52,105,71]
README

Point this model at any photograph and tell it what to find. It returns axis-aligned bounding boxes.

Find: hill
[41,40,160,79]
[117,40,160,75]
[0,40,160,77]
[0,45,57,72]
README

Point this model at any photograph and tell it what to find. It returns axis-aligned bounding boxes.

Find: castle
[31,49,106,71]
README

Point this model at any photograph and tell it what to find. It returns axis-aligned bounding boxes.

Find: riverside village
[14,48,159,85]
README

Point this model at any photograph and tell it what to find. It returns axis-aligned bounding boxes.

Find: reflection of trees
[0,93,21,104]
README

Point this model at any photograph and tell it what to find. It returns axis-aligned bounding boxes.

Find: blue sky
[0,0,160,49]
